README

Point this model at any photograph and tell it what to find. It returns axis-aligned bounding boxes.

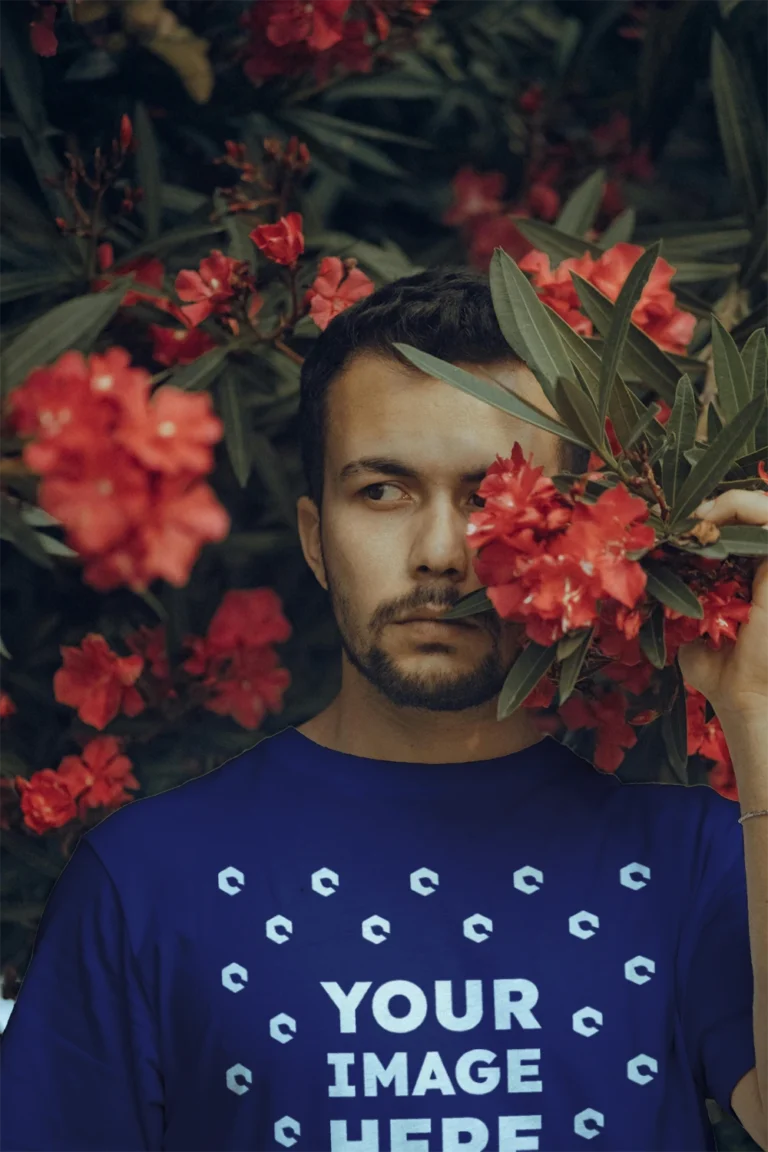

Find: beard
[325,564,516,713]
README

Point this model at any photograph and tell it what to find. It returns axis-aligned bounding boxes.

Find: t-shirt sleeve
[676,790,756,1122]
[0,836,165,1151]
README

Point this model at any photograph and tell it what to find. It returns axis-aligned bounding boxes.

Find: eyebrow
[338,457,490,484]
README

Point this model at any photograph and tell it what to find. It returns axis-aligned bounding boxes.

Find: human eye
[469,491,486,508]
[360,482,406,503]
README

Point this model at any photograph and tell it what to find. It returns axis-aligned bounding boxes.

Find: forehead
[324,352,561,482]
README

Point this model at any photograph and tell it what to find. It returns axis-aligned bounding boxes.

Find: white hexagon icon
[625,955,655,984]
[218,866,245,895]
[573,1006,603,1037]
[463,913,493,942]
[226,1063,252,1095]
[275,1116,301,1148]
[574,1108,604,1140]
[627,1054,658,1085]
[569,910,599,939]
[513,865,543,895]
[270,1013,297,1044]
[410,867,439,895]
[620,862,651,890]
[362,914,390,943]
[222,962,248,993]
[311,867,339,896]
[266,914,293,944]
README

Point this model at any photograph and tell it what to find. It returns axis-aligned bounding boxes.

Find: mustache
[375,593,501,637]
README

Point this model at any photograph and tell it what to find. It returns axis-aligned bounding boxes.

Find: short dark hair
[298,265,588,508]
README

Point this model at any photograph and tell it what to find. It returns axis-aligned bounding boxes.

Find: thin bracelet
[738,809,768,825]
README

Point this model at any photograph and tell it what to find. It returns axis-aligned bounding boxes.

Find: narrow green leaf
[0,636,10,659]
[597,208,636,249]
[715,525,768,556]
[497,641,559,720]
[279,107,433,149]
[739,204,767,288]
[670,261,740,284]
[393,344,589,449]
[489,248,575,408]
[512,218,601,266]
[558,627,594,705]
[0,498,53,569]
[545,309,601,404]
[0,282,129,396]
[711,32,767,221]
[623,403,662,450]
[661,660,688,783]
[218,375,251,487]
[644,561,703,618]
[741,329,767,453]
[170,346,229,392]
[711,316,751,425]
[736,445,768,473]
[572,275,682,404]
[134,102,162,241]
[441,589,495,621]
[555,169,606,237]
[661,375,697,507]
[597,242,662,428]
[555,377,604,453]
[639,603,666,669]
[668,390,767,528]
[557,628,591,661]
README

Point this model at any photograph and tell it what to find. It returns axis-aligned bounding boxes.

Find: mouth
[395,616,478,630]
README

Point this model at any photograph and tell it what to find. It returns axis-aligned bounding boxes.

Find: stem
[274,337,304,367]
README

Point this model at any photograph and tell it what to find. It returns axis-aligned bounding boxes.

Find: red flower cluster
[183,588,292,729]
[242,0,436,85]
[471,444,655,647]
[250,212,305,267]
[519,242,696,355]
[53,633,144,730]
[304,257,375,330]
[6,348,229,591]
[14,737,139,835]
[468,442,754,779]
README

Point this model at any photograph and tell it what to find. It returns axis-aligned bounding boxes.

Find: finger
[695,489,768,525]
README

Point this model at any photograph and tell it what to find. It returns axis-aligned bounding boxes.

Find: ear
[297,494,328,591]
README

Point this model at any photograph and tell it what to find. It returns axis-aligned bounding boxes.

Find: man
[0,268,763,1152]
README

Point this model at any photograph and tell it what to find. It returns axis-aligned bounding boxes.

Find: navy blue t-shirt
[0,727,755,1151]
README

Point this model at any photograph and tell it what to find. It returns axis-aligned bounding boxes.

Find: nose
[408,494,474,583]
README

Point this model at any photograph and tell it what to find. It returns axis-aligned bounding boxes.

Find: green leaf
[597,208,636,249]
[169,346,229,392]
[0,282,129,396]
[555,376,604,453]
[0,268,79,305]
[711,316,751,426]
[250,432,297,527]
[134,102,162,241]
[218,375,250,487]
[497,641,559,720]
[545,308,601,404]
[283,110,407,177]
[661,661,688,783]
[558,627,594,705]
[597,241,662,428]
[441,589,495,621]
[623,403,662,450]
[661,375,697,508]
[279,108,433,149]
[555,169,606,237]
[670,261,741,284]
[711,32,767,221]
[393,345,589,449]
[735,445,768,474]
[644,561,703,618]
[741,328,767,453]
[557,628,591,661]
[512,218,600,266]
[715,525,768,556]
[489,248,575,408]
[571,275,681,404]
[668,390,767,528]
[0,498,53,569]
[739,204,768,288]
[639,603,666,669]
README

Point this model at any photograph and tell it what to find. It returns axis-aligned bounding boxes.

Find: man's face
[297,352,563,712]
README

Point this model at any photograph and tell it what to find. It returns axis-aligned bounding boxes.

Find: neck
[298,660,546,764]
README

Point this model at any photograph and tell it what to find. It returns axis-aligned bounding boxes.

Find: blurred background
[0,2,766,1145]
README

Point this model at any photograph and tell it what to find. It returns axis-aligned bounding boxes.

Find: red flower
[305,257,375,330]
[0,692,17,719]
[97,243,114,271]
[314,18,372,79]
[206,588,292,655]
[126,625,171,682]
[443,168,506,226]
[563,485,655,608]
[664,577,750,662]
[519,83,544,114]
[558,687,637,772]
[467,443,572,554]
[53,634,145,730]
[30,4,58,56]
[93,256,174,312]
[15,770,76,834]
[266,0,351,51]
[39,446,151,554]
[115,386,223,475]
[250,213,305,266]
[202,645,291,729]
[526,182,560,222]
[175,251,247,327]
[150,325,218,367]
[119,114,133,152]
[57,736,139,819]
[467,215,532,271]
[518,249,596,335]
